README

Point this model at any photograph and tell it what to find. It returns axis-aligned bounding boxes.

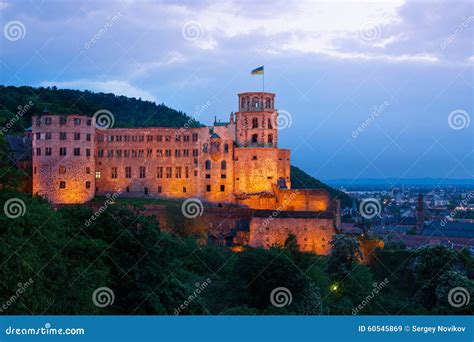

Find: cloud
[130,51,187,79]
[39,80,157,102]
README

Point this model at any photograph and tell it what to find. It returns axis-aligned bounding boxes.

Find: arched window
[252,118,258,128]
[268,134,273,145]
[265,98,271,108]
[221,160,226,170]
[251,134,258,144]
[241,97,246,109]
[268,118,273,129]
[252,97,259,108]
[205,160,211,170]
[203,143,208,153]
[224,143,229,153]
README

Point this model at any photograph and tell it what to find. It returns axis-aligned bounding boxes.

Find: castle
[32,92,339,254]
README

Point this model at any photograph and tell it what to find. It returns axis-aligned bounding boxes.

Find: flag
[251,66,264,75]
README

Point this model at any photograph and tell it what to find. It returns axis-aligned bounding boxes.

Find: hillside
[291,166,352,208]
[0,85,201,131]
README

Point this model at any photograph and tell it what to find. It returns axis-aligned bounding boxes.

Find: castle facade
[32,92,339,253]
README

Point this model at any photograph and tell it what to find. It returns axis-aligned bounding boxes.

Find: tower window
[224,143,229,153]
[252,118,258,128]
[139,166,146,178]
[85,181,91,189]
[111,167,118,179]
[268,118,273,129]
[59,165,66,174]
[220,185,225,192]
[95,171,101,179]
[74,118,81,125]
[205,160,211,170]
[125,166,131,178]
[74,132,80,140]
[221,160,226,170]
[268,134,273,145]
[74,148,80,156]
[59,181,66,189]
[206,185,211,192]
[251,134,258,144]
[183,187,187,193]
[45,147,51,156]
[265,98,271,108]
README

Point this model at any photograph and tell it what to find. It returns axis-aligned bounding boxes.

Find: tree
[326,234,362,280]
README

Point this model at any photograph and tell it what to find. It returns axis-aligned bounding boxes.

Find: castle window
[138,136,144,142]
[165,149,171,157]
[192,149,199,157]
[194,170,198,177]
[192,133,198,142]
[165,135,171,142]
[220,185,225,192]
[45,117,52,125]
[86,149,91,157]
[221,174,226,179]
[206,174,211,179]
[175,135,181,142]
[183,135,190,142]
[221,160,226,170]
[35,118,41,126]
[45,147,51,156]
[156,149,163,157]
[132,150,137,158]
[158,186,162,193]
[109,135,114,142]
[74,133,80,140]
[205,160,211,170]
[268,134,273,145]
[252,118,258,128]
[59,165,66,174]
[86,134,91,141]
[194,159,198,167]
[86,167,90,174]
[97,135,104,142]
[36,132,41,140]
[268,118,273,129]
[183,187,187,193]
[35,148,41,156]
[203,143,208,153]
[138,150,144,157]
[74,118,81,125]
[108,150,114,158]
[59,181,66,189]
[265,98,271,108]
[97,149,103,158]
[124,150,130,158]
[183,149,189,157]
[157,167,163,178]
[144,187,148,195]
[252,156,257,160]
[139,166,146,178]
[165,167,172,178]
[60,116,67,125]
[156,135,163,142]
[95,171,101,179]
[59,132,66,140]
[87,119,91,126]
[125,166,131,178]
[224,143,229,153]
[206,185,211,192]
[124,135,130,142]
[185,166,189,178]
[115,150,122,157]
[147,135,153,142]
[45,132,51,140]
[111,167,118,179]
[174,149,181,158]
[85,181,91,189]
[147,149,152,157]
[251,134,258,144]
[175,167,182,178]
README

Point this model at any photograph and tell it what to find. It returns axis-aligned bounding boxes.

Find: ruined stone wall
[95,125,236,203]
[32,114,95,204]
[249,216,336,255]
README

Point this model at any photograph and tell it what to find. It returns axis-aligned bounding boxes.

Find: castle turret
[235,92,277,147]
[32,114,95,204]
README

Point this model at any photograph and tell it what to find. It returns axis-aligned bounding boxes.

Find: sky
[0,0,473,181]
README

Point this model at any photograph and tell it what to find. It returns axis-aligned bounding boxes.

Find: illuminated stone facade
[32,91,340,253]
